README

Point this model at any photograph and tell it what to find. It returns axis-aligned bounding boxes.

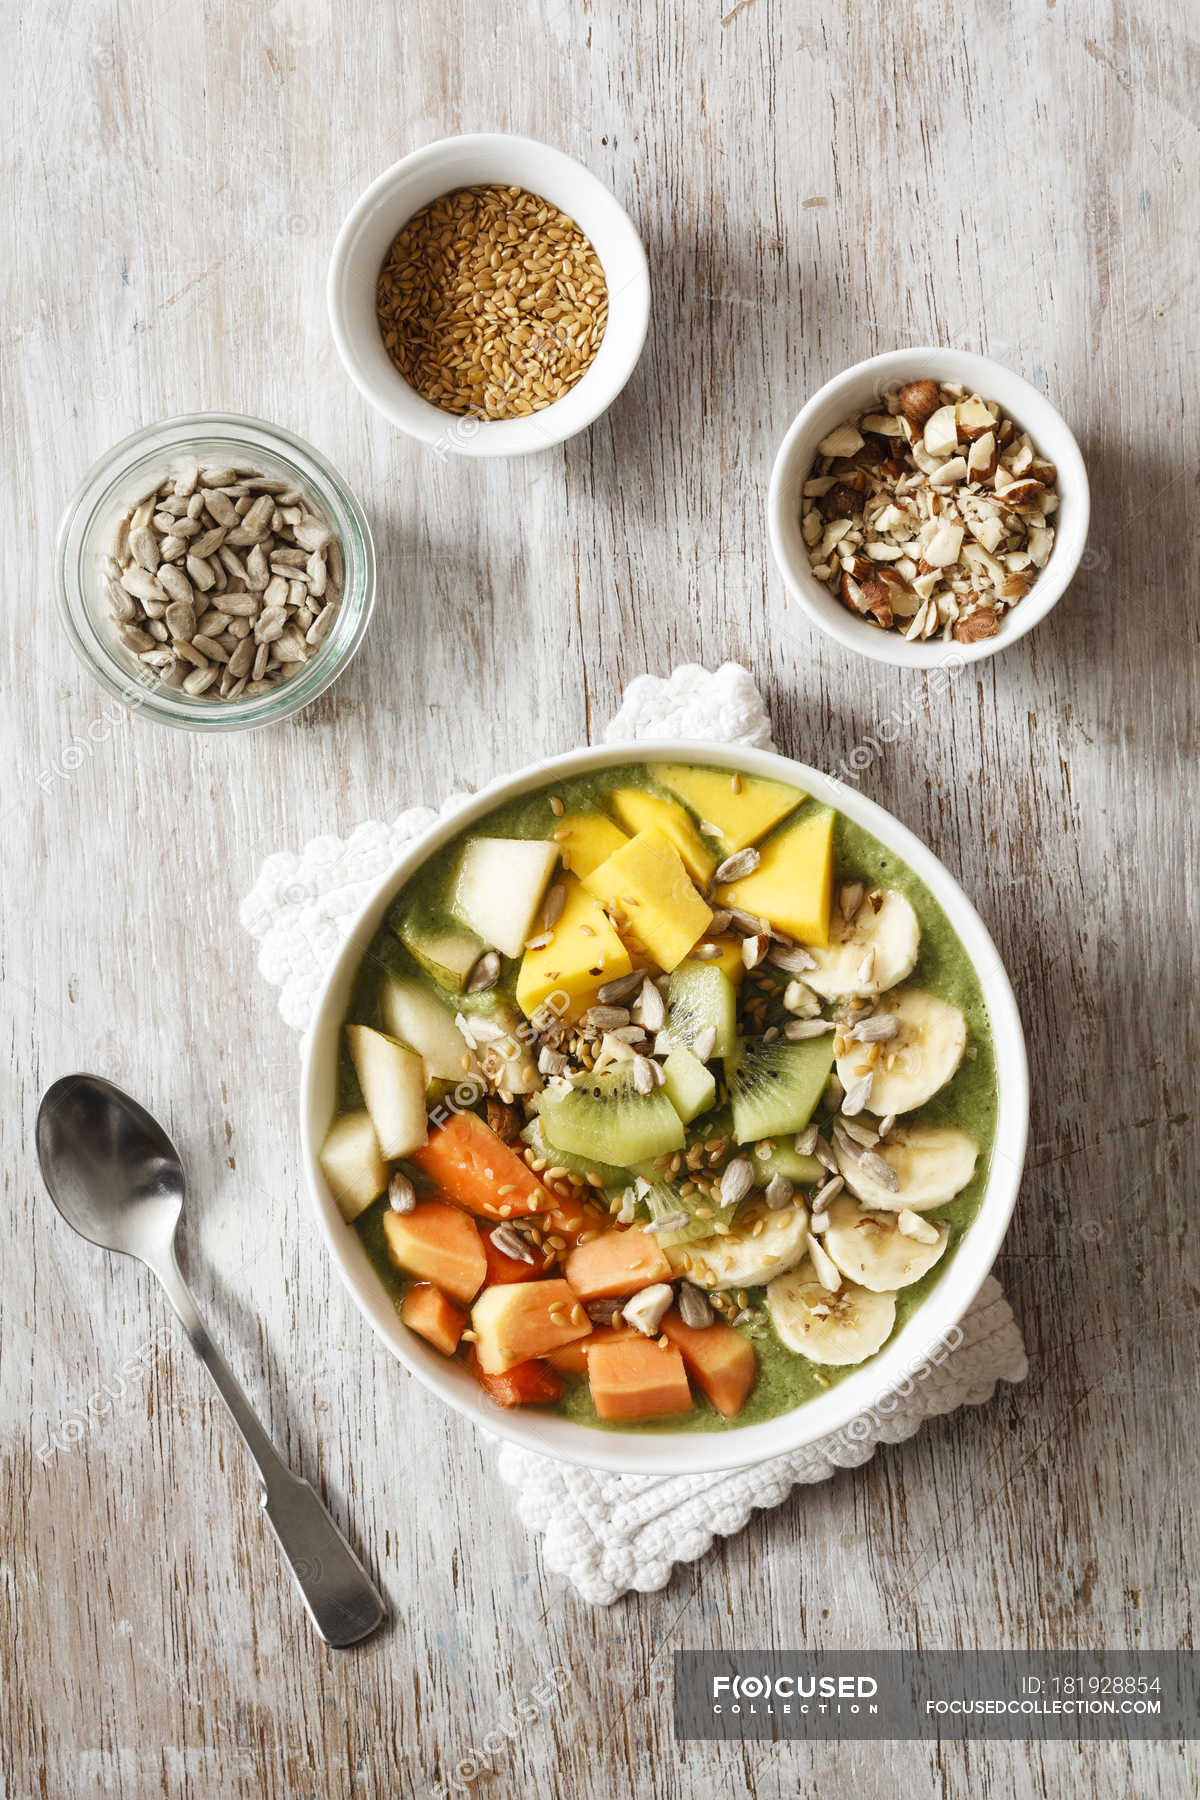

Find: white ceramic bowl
[301,743,1028,1477]
[768,347,1090,669]
[327,134,650,457]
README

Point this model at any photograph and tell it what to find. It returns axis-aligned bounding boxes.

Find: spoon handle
[154,1252,386,1648]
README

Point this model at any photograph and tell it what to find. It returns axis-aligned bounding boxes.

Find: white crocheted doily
[240,661,1027,1603]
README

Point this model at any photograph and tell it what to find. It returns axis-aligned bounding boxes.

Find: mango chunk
[650,764,805,854]
[608,789,716,885]
[583,829,713,972]
[703,934,747,986]
[716,808,835,945]
[514,875,632,1022]
[555,812,629,879]
[471,1279,592,1374]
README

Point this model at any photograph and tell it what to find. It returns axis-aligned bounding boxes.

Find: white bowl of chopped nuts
[768,349,1090,666]
[327,134,650,456]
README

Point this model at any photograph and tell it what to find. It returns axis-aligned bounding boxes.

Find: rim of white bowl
[300,742,1028,1477]
[768,346,1091,669]
[327,134,651,457]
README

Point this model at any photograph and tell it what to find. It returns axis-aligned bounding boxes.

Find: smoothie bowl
[301,745,1026,1475]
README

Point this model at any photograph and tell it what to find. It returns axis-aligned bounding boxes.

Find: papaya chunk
[587,1337,693,1421]
[410,1110,548,1220]
[400,1283,468,1357]
[482,1229,551,1286]
[382,1201,486,1306]
[660,1311,757,1418]
[563,1228,674,1301]
[545,1322,639,1377]
[471,1279,592,1374]
[468,1351,564,1408]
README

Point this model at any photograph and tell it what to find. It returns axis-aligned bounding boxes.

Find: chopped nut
[801,380,1057,639]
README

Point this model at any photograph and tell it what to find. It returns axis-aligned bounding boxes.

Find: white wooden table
[5,0,1197,1794]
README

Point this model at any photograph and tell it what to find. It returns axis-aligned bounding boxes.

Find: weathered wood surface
[3,0,1197,1793]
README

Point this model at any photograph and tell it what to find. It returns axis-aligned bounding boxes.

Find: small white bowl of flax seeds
[328,135,650,456]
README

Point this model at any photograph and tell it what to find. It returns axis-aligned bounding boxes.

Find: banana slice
[803,889,919,999]
[667,1198,810,1290]
[835,985,966,1114]
[766,1259,897,1365]
[835,1124,978,1212]
[821,1194,948,1291]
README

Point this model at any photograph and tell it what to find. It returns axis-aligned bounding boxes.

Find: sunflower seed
[491,1222,535,1262]
[785,1018,835,1040]
[691,942,723,961]
[677,1281,714,1328]
[769,943,817,974]
[465,950,501,993]
[836,1115,879,1149]
[186,553,217,592]
[645,1210,690,1235]
[795,1124,819,1156]
[877,1113,896,1140]
[764,1173,794,1211]
[848,1014,899,1043]
[306,605,338,646]
[707,909,732,935]
[691,1025,718,1062]
[714,847,760,884]
[181,666,217,695]
[858,1150,901,1191]
[119,566,167,604]
[633,978,666,1032]
[541,883,566,930]
[584,1004,631,1031]
[164,601,196,641]
[254,608,287,643]
[523,931,553,952]
[720,1156,755,1208]
[840,881,865,920]
[841,1073,874,1116]
[597,969,644,1004]
[727,907,771,937]
[191,633,229,664]
[812,1174,844,1212]
[742,934,769,970]
[856,948,877,986]
[814,1134,838,1173]
[156,563,193,606]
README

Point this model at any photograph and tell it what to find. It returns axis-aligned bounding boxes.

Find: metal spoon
[35,1074,386,1649]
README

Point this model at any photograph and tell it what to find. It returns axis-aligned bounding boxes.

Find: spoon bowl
[36,1074,184,1265]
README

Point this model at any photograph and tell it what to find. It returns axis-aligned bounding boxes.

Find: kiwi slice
[754,1142,824,1187]
[654,962,737,1060]
[727,1035,835,1145]
[538,1066,686,1168]
[520,1115,628,1187]
[637,1178,738,1247]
